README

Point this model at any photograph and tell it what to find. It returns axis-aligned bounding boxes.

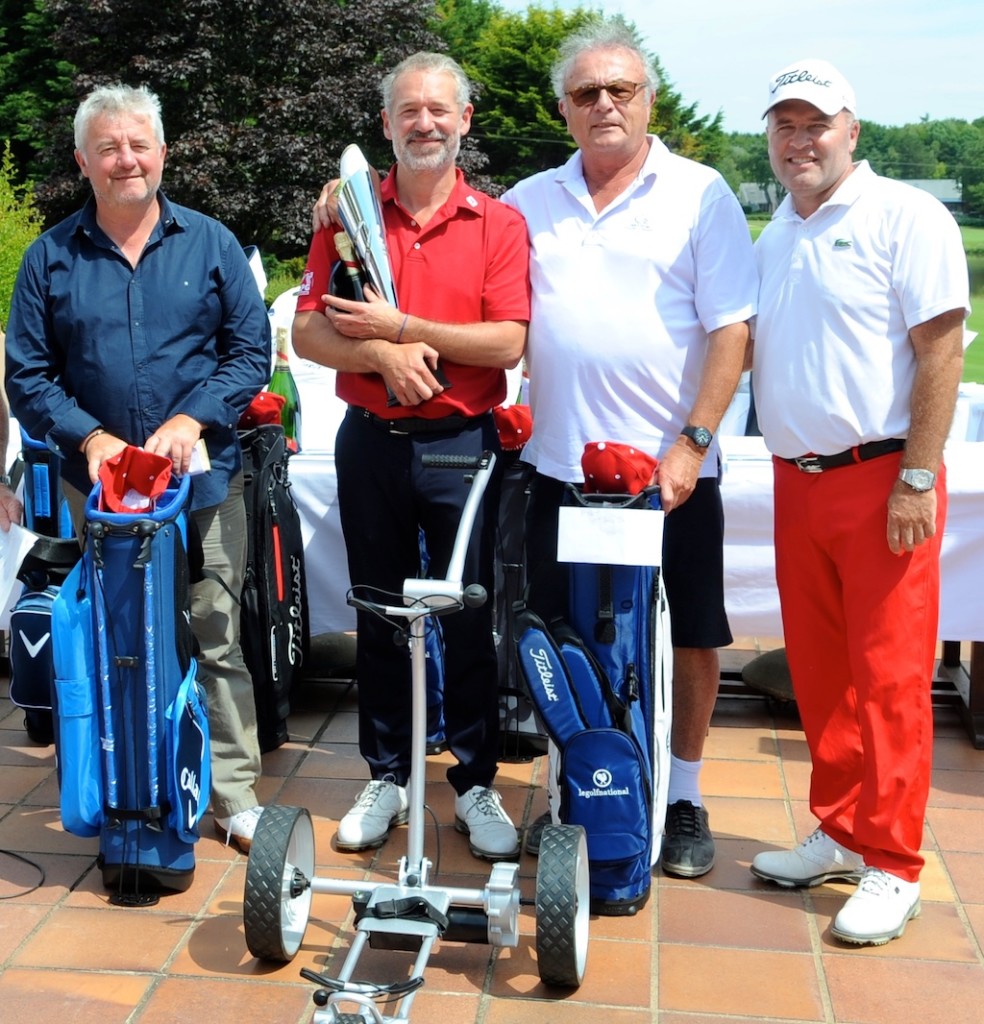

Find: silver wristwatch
[898,468,935,492]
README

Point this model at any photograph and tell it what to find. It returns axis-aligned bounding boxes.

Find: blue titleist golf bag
[515,485,672,915]
[51,474,210,902]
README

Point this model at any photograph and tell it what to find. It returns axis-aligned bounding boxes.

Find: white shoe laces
[352,780,391,812]
[856,867,894,897]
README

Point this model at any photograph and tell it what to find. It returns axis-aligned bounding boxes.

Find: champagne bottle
[329,231,367,302]
[268,326,302,453]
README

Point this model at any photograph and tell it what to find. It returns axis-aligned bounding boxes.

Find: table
[287,422,984,745]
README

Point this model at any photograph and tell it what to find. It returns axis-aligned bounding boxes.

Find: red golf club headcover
[493,403,533,451]
[238,390,287,429]
[98,445,173,513]
[581,441,658,495]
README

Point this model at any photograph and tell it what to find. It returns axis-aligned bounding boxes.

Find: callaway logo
[179,708,207,828]
[18,629,50,659]
[528,645,560,701]
[771,69,832,94]
[180,765,202,828]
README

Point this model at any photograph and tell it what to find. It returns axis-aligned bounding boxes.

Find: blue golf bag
[51,474,210,901]
[7,430,77,744]
[19,426,74,539]
[515,485,672,915]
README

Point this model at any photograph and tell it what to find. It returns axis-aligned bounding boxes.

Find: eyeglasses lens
[568,80,641,107]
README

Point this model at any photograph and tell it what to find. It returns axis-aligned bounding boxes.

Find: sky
[497,0,983,133]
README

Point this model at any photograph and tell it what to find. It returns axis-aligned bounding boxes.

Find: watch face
[683,426,713,448]
[900,469,935,491]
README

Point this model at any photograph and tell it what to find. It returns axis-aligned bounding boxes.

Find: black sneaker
[661,800,715,878]
[523,811,552,856]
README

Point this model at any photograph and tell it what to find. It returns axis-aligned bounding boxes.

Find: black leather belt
[356,407,488,436]
[781,438,906,473]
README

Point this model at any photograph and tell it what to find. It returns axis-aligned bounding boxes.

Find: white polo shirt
[753,161,971,458]
[500,136,757,483]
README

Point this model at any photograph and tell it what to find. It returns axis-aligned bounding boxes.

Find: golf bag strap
[595,564,615,644]
[104,802,167,825]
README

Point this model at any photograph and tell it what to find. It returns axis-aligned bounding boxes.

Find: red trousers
[773,453,946,882]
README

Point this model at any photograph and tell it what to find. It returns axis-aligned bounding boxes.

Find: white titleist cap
[763,59,857,118]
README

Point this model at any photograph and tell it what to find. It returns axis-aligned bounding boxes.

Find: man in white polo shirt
[499,19,756,878]
[749,59,970,945]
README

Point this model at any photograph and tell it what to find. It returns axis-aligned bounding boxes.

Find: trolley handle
[421,452,491,471]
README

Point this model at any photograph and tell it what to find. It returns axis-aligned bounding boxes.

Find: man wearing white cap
[748,59,971,945]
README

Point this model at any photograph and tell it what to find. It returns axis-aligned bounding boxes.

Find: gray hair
[550,20,659,102]
[74,84,165,151]
[380,52,471,114]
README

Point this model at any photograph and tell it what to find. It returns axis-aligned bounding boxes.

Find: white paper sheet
[557,505,664,566]
[0,522,41,628]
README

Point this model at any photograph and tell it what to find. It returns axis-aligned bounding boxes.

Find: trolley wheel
[244,804,315,962]
[535,823,590,987]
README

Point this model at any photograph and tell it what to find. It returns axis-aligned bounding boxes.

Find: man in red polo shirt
[293,52,530,860]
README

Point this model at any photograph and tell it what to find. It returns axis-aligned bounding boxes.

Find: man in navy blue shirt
[5,84,271,852]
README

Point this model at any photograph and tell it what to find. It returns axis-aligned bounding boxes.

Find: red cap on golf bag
[493,403,533,451]
[98,445,173,513]
[238,390,287,430]
[581,441,658,495]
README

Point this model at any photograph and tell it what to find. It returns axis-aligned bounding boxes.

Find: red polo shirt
[296,166,530,419]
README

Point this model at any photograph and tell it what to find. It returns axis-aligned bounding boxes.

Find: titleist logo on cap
[771,69,832,95]
[763,58,856,118]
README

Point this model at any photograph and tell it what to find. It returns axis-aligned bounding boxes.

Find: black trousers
[334,408,502,794]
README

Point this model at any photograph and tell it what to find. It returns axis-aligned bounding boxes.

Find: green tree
[0,0,74,180]
[0,139,44,329]
[36,0,446,254]
[954,124,984,218]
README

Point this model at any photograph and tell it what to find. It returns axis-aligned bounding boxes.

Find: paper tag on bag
[557,505,664,566]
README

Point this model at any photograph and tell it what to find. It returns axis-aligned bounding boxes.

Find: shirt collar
[773,160,873,222]
[73,189,183,243]
[380,165,485,217]
[557,134,663,191]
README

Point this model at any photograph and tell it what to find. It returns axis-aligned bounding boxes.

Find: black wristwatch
[0,474,11,488]
[681,425,713,450]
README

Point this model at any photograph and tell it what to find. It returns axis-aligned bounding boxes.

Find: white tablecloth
[289,432,984,642]
[718,435,984,641]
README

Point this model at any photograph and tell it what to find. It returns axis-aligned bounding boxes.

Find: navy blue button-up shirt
[5,192,271,510]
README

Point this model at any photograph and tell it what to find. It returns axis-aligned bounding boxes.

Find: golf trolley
[242,450,590,1023]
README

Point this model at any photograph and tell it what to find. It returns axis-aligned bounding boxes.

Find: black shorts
[525,471,732,650]
[661,476,732,649]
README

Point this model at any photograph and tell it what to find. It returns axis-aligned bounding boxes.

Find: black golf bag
[8,537,81,744]
[239,424,309,752]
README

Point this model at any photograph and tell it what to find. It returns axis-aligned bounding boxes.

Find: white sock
[668,754,703,807]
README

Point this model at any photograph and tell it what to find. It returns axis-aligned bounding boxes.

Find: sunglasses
[565,79,646,108]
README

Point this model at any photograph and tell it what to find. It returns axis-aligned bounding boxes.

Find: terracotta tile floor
[2,645,983,1024]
